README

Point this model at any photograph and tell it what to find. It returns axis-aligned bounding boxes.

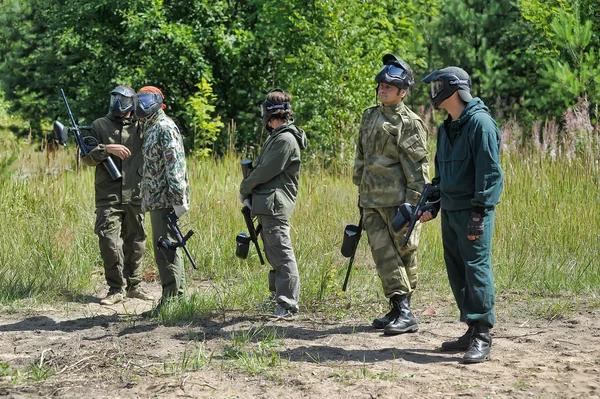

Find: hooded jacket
[240,121,307,221]
[433,98,504,212]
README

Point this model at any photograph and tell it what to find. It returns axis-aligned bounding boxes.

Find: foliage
[185,78,224,158]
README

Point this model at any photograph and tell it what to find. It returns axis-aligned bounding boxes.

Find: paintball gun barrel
[54,88,121,180]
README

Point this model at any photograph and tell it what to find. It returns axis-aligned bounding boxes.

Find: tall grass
[0,125,598,316]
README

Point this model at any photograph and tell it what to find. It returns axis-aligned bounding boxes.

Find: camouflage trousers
[150,208,186,299]
[258,216,300,312]
[363,206,421,298]
[94,204,146,291]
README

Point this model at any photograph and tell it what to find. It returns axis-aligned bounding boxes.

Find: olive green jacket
[240,121,307,221]
[82,114,144,207]
[353,101,430,207]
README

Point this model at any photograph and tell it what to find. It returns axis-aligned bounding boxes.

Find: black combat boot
[383,295,419,335]
[372,295,402,329]
[463,325,492,363]
[441,326,474,352]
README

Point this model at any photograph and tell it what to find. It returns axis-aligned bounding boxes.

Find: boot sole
[462,354,491,364]
[383,326,419,335]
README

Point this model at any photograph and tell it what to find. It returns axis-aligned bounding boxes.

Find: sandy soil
[1,282,599,399]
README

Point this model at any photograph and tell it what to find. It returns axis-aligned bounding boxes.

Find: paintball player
[353,54,430,335]
[82,85,154,306]
[239,89,307,319]
[137,86,190,317]
[420,67,504,363]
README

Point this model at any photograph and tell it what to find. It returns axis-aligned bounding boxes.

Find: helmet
[109,85,135,117]
[261,88,291,131]
[421,66,473,108]
[135,86,165,119]
[375,54,414,90]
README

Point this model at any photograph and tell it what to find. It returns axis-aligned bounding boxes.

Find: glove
[466,212,484,237]
[173,204,189,218]
[238,191,247,204]
[419,202,440,219]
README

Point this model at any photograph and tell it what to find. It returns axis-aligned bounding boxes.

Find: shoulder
[362,105,379,118]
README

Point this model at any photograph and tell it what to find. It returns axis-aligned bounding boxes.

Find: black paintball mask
[109,85,135,117]
[375,53,414,94]
[261,88,291,132]
[135,91,163,119]
[421,67,473,108]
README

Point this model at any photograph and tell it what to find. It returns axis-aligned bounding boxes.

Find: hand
[467,212,484,240]
[105,144,131,160]
[238,191,247,204]
[173,204,189,217]
[418,203,439,223]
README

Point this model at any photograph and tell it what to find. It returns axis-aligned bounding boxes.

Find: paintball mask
[261,88,291,132]
[135,91,163,119]
[375,53,414,91]
[421,67,473,108]
[109,85,135,117]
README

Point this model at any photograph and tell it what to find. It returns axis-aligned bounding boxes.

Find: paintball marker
[235,159,265,265]
[53,88,121,180]
[340,208,363,292]
[391,183,440,247]
[157,211,198,269]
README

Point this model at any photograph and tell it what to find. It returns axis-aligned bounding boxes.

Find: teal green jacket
[240,121,307,221]
[432,98,504,212]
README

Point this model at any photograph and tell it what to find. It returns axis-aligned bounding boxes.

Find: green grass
[0,143,598,323]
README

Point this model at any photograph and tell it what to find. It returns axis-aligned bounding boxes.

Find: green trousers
[258,216,300,312]
[441,208,496,327]
[95,204,146,290]
[363,207,420,298]
[150,208,186,299]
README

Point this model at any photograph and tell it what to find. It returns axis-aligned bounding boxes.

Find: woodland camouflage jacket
[353,101,430,208]
[140,109,190,213]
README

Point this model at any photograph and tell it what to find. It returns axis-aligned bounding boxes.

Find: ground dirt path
[1,282,599,399]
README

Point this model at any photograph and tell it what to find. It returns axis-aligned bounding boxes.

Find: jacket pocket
[400,134,427,163]
[251,188,278,216]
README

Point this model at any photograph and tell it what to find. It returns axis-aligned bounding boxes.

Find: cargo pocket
[400,134,427,163]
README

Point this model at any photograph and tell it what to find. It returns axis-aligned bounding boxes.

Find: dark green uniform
[433,98,504,327]
[353,101,430,298]
[82,114,146,292]
[239,121,307,313]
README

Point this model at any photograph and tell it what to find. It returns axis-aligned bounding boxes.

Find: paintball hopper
[341,223,362,258]
[53,121,68,145]
[391,203,414,232]
[236,233,251,259]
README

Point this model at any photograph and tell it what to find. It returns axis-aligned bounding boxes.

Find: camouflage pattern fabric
[141,109,190,212]
[363,206,419,297]
[353,100,430,299]
[150,208,186,298]
[353,101,430,207]
[82,114,144,207]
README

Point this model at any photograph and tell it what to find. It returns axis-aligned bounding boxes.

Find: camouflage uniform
[239,121,307,313]
[82,114,146,292]
[141,109,190,298]
[353,101,430,298]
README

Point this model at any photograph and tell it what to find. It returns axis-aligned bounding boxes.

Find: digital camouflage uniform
[433,98,503,328]
[141,109,190,299]
[353,101,430,298]
[239,121,307,312]
[82,114,146,292]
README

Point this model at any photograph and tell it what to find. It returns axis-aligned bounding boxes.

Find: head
[421,66,473,109]
[375,53,413,105]
[109,85,135,117]
[135,86,166,119]
[261,89,293,132]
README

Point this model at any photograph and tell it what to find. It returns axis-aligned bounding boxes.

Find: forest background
[1,0,599,166]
